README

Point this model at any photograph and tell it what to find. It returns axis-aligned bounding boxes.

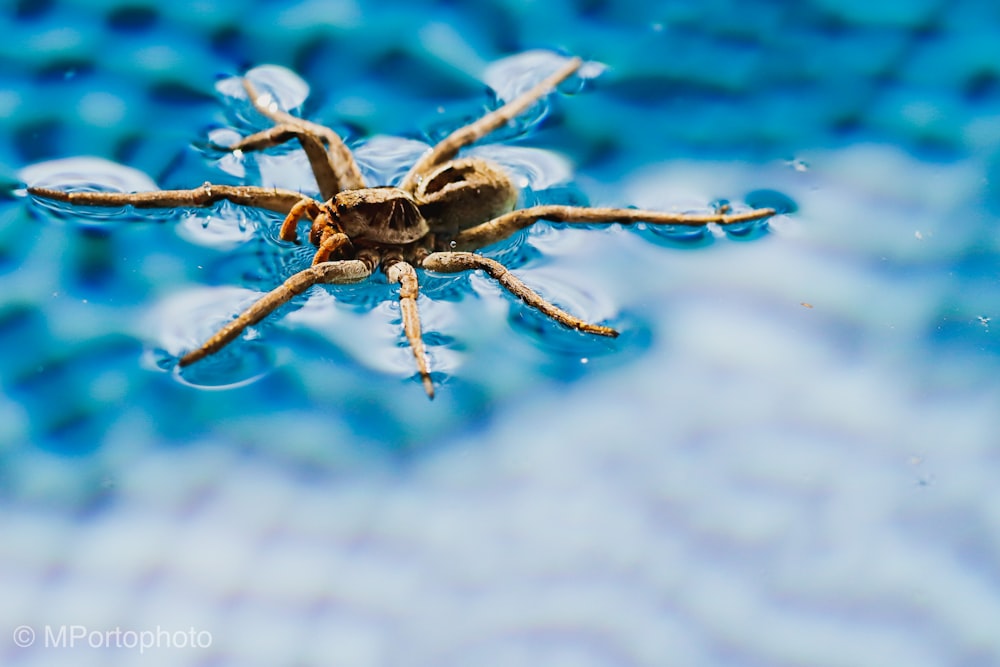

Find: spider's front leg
[179,259,372,367]
[449,204,777,250]
[422,252,618,338]
[226,79,366,200]
[384,259,435,398]
[27,183,310,216]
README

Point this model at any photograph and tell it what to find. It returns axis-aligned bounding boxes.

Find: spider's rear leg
[449,204,778,250]
[399,56,584,191]
[178,259,372,367]
[385,260,435,398]
[27,183,309,216]
[422,252,619,338]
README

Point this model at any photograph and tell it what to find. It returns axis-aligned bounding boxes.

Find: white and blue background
[1,0,999,665]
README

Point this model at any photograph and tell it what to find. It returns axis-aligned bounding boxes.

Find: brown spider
[27,56,775,398]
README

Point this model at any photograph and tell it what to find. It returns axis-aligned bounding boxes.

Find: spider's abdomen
[415,158,518,237]
[326,187,429,245]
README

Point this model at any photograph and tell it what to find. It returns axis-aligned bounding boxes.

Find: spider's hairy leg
[422,252,619,338]
[385,260,435,398]
[230,79,366,198]
[227,125,360,201]
[450,204,778,250]
[400,56,584,191]
[178,259,372,367]
[27,184,309,216]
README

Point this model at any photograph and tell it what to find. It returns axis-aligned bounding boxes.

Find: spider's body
[321,187,430,244]
[289,155,518,258]
[27,56,775,398]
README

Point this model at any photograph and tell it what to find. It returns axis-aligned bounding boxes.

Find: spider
[27,56,775,398]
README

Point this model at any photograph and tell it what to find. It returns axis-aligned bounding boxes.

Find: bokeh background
[2,0,1000,665]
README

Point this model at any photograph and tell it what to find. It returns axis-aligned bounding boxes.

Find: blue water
[2,1,1000,666]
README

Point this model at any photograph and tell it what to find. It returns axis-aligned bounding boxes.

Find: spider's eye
[337,202,347,213]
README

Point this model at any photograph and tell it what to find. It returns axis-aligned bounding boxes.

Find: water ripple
[481,51,604,138]
[142,286,274,389]
[20,156,158,192]
[484,50,602,104]
[468,145,574,192]
[352,135,432,186]
[175,207,264,250]
[215,64,311,128]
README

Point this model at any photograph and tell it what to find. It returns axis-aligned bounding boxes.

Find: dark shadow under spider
[27,56,775,398]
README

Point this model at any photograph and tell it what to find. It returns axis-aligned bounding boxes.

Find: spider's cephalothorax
[322,188,430,244]
[26,56,776,398]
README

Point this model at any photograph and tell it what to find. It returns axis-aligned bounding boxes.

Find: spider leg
[27,183,310,216]
[449,204,778,250]
[385,260,435,398]
[399,57,584,191]
[232,79,366,198]
[178,259,372,367]
[422,251,618,338]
